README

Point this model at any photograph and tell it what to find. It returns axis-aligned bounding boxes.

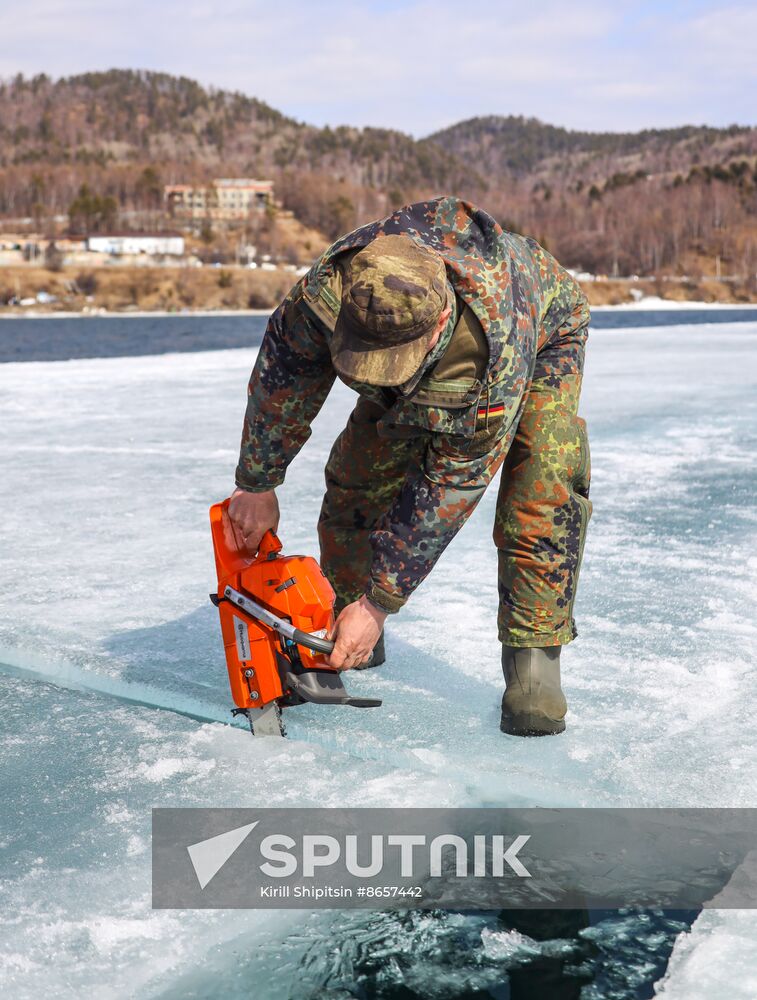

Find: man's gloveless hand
[227,487,280,555]
[326,596,387,670]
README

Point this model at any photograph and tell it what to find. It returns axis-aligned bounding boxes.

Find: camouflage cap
[331,234,448,387]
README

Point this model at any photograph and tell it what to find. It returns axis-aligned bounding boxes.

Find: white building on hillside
[86,233,185,256]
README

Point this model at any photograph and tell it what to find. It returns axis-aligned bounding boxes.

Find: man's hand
[227,487,280,555]
[326,596,387,671]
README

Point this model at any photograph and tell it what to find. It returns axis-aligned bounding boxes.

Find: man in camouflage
[228,196,591,736]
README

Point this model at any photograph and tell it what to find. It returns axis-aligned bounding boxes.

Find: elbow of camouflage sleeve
[365,582,407,615]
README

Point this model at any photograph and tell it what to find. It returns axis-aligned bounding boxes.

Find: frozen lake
[3,304,757,362]
[1,315,756,997]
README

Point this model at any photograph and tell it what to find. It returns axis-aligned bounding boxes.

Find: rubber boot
[500,645,567,736]
[354,631,385,670]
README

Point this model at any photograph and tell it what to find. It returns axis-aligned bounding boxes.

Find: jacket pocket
[566,416,592,632]
[376,395,480,440]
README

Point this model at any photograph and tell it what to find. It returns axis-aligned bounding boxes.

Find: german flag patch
[477,402,506,419]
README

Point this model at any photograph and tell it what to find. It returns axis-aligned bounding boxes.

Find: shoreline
[0,307,272,319]
[591,298,757,311]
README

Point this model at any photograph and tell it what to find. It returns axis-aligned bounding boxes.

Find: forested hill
[1,70,756,280]
[429,114,757,180]
[429,114,757,279]
[0,70,479,236]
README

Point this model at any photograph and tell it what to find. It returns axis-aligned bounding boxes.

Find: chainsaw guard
[279,652,382,708]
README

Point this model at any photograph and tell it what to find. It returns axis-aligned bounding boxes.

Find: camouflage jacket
[236,197,589,613]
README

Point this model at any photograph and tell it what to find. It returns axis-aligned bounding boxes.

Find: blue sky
[0,0,755,134]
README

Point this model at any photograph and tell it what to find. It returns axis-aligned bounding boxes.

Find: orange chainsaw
[209,499,382,736]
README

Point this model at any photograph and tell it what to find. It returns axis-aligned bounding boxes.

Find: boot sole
[500,712,566,737]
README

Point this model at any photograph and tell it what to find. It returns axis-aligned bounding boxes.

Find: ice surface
[0,675,299,999]
[655,910,757,998]
[1,320,756,996]
[595,297,757,310]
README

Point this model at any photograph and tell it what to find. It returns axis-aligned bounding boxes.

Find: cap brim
[331,312,436,387]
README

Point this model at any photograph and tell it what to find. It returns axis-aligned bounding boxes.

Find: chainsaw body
[209,500,381,735]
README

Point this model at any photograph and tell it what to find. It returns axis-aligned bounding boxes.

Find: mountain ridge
[1,69,756,282]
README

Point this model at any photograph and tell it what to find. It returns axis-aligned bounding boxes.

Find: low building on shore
[85,232,185,256]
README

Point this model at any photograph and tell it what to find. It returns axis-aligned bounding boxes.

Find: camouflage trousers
[318,373,591,648]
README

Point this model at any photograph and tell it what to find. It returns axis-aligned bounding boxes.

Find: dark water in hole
[293,908,698,1000]
[154,907,698,999]
[1,307,756,363]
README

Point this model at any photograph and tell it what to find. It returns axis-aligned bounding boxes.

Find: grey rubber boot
[354,631,385,670]
[500,645,567,736]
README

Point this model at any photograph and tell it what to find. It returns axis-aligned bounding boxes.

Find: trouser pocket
[573,416,591,500]
[565,416,592,633]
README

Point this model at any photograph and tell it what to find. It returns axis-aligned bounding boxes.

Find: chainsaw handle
[291,627,335,655]
[293,627,373,667]
[256,529,283,561]
[217,498,282,561]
